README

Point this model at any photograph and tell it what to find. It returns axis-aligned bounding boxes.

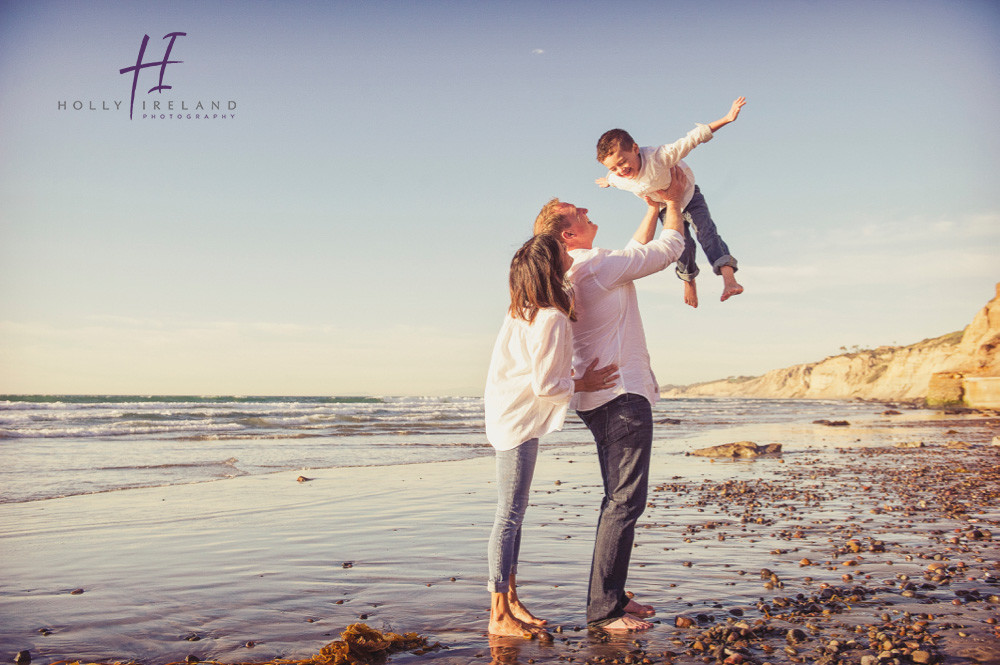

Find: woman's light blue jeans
[487,438,539,593]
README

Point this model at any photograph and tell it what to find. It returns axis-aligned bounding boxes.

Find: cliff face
[663,282,1000,403]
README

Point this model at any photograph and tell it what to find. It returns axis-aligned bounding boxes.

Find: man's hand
[661,166,688,204]
[574,358,619,393]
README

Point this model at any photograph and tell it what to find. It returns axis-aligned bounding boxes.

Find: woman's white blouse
[484,308,574,451]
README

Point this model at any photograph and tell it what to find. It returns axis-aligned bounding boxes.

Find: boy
[595,96,745,307]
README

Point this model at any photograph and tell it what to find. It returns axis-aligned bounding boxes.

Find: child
[595,96,746,307]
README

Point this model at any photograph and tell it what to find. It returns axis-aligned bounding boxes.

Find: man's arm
[631,199,662,245]
[707,96,746,133]
[588,168,689,289]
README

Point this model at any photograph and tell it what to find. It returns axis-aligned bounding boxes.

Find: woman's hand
[574,358,619,393]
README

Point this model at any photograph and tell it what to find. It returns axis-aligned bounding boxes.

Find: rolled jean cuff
[711,255,737,275]
[676,265,699,282]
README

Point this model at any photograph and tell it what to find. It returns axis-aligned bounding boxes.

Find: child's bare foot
[683,280,698,308]
[624,598,655,618]
[601,613,654,632]
[719,266,743,302]
[721,281,743,302]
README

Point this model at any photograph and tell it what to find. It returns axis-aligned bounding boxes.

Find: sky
[1,0,998,397]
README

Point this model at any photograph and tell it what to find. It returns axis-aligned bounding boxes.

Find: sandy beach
[2,407,998,665]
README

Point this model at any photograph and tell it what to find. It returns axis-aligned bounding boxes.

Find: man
[532,167,689,631]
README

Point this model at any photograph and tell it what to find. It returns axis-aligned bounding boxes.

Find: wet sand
[1,407,998,665]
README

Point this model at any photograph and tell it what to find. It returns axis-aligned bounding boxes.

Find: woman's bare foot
[624,598,655,618]
[490,592,547,638]
[506,574,547,626]
[488,614,538,638]
[508,598,547,626]
[601,613,654,632]
[683,279,698,308]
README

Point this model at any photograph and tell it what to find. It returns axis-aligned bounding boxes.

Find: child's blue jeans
[659,185,738,281]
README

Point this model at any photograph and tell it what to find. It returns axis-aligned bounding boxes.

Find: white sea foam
[0,395,908,503]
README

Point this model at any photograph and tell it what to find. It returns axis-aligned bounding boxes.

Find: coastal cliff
[662,282,1000,406]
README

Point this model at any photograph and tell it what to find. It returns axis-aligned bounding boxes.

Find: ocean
[0,395,906,504]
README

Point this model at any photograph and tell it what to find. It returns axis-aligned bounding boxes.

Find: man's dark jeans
[577,393,653,626]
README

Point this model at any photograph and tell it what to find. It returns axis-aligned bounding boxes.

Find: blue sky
[1,0,998,396]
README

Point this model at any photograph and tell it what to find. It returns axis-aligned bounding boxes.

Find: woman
[484,233,618,637]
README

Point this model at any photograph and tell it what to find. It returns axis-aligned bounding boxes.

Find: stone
[689,441,782,458]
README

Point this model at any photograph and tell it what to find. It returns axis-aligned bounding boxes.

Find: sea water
[0,395,907,503]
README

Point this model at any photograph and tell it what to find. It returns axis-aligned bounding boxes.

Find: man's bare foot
[601,613,654,632]
[624,598,655,618]
[683,280,698,308]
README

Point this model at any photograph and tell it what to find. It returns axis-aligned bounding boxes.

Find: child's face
[600,144,641,180]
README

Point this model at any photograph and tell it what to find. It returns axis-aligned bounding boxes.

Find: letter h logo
[120,32,187,119]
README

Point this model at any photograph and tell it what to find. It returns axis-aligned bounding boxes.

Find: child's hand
[595,177,610,188]
[724,96,746,123]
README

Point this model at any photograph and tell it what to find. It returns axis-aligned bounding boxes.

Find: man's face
[600,143,641,180]
[561,204,598,250]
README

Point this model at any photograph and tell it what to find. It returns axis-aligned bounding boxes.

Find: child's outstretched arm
[708,96,746,133]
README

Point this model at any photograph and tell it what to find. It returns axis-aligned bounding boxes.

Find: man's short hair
[596,128,636,162]
[533,198,572,239]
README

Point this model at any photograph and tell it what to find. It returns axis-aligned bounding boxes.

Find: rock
[786,628,807,643]
[894,441,924,448]
[14,651,30,665]
[911,650,933,664]
[675,615,694,628]
[814,419,850,427]
[689,441,782,458]
[296,475,311,482]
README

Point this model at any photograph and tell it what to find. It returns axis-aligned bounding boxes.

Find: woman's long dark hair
[508,234,575,323]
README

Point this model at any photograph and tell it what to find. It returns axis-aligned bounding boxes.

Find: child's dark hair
[508,234,575,323]
[596,128,636,162]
